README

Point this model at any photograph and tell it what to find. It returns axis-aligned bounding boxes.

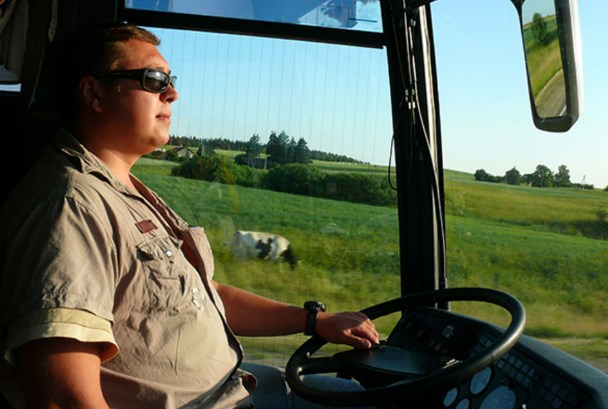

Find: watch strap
[304,301,326,335]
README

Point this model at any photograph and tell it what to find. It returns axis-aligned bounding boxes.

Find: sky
[432,0,607,188]
[150,0,607,188]
[154,22,393,169]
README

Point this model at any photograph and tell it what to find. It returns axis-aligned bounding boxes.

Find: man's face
[98,39,179,157]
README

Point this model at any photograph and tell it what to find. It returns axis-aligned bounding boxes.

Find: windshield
[126,0,607,372]
[432,0,607,372]
[132,27,400,366]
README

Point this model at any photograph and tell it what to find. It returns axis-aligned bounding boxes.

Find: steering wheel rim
[285,287,526,407]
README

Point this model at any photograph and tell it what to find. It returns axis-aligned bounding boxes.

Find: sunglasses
[95,68,177,93]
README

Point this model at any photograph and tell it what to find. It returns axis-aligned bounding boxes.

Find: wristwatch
[304,300,326,335]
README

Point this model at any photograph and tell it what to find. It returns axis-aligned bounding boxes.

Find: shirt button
[166,250,174,258]
[192,288,206,310]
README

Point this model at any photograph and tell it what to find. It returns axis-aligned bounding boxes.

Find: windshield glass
[126,0,383,32]
[132,27,399,366]
[126,0,607,373]
[432,0,607,372]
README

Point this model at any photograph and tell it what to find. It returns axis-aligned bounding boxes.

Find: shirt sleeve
[2,195,117,318]
[4,307,118,365]
[1,195,119,364]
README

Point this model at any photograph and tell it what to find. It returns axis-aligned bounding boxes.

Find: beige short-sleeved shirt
[0,130,251,408]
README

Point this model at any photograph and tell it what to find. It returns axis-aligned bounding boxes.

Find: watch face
[305,301,326,312]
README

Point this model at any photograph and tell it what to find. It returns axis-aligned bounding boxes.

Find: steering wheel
[285,287,526,407]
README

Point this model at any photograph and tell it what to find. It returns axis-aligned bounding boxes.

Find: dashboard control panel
[382,307,608,409]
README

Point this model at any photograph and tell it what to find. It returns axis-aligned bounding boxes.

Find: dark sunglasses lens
[143,70,171,93]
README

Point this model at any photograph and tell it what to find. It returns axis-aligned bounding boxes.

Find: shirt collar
[54,128,138,196]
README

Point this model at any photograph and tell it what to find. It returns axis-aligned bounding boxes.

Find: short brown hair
[54,23,160,125]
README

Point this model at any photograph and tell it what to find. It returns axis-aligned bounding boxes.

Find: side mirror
[512,0,583,132]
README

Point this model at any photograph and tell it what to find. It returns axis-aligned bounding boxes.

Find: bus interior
[1,0,607,408]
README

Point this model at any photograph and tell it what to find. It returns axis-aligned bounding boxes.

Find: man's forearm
[214,281,307,336]
[18,338,110,409]
[213,281,379,349]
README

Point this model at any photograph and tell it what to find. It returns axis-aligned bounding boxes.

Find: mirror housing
[512,0,583,132]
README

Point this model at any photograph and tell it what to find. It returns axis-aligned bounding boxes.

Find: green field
[312,160,394,176]
[132,158,608,370]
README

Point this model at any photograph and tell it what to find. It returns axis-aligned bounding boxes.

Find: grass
[444,177,608,239]
[215,149,250,160]
[133,157,178,176]
[447,216,608,332]
[545,339,608,372]
[312,160,395,176]
[132,158,608,369]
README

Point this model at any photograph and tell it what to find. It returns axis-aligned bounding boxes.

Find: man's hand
[315,311,379,349]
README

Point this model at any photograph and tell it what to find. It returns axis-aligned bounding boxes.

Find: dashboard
[337,307,608,408]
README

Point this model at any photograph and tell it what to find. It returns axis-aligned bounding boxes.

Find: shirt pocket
[136,235,190,314]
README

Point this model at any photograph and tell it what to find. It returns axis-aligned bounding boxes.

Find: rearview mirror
[512,0,583,132]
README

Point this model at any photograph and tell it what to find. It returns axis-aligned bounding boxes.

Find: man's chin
[155,133,170,147]
[142,135,170,155]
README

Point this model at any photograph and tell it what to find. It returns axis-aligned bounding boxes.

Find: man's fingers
[316,311,380,349]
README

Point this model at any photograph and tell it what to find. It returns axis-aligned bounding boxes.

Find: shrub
[323,173,396,206]
[597,207,607,223]
[261,164,324,196]
[261,164,397,206]
[172,154,263,187]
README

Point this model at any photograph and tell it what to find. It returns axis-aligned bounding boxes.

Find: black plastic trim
[117,7,387,49]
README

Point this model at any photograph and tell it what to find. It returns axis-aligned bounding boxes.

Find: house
[170,145,197,159]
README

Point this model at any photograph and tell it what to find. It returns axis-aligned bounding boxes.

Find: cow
[230,230,299,269]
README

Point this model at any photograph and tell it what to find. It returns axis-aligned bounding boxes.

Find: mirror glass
[521,0,567,119]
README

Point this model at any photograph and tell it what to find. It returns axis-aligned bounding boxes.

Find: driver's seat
[240,362,290,409]
[0,359,23,409]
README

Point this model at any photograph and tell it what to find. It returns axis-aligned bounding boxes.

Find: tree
[293,138,311,164]
[531,12,550,46]
[266,131,291,165]
[286,137,297,164]
[504,167,522,185]
[245,134,263,158]
[474,169,501,183]
[266,131,312,166]
[527,164,554,187]
[474,169,490,182]
[554,165,572,187]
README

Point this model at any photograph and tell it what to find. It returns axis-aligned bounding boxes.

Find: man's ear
[79,76,104,113]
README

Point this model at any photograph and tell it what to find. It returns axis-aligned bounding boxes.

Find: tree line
[474,164,596,189]
[166,130,395,206]
[237,131,311,167]
[167,132,362,166]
